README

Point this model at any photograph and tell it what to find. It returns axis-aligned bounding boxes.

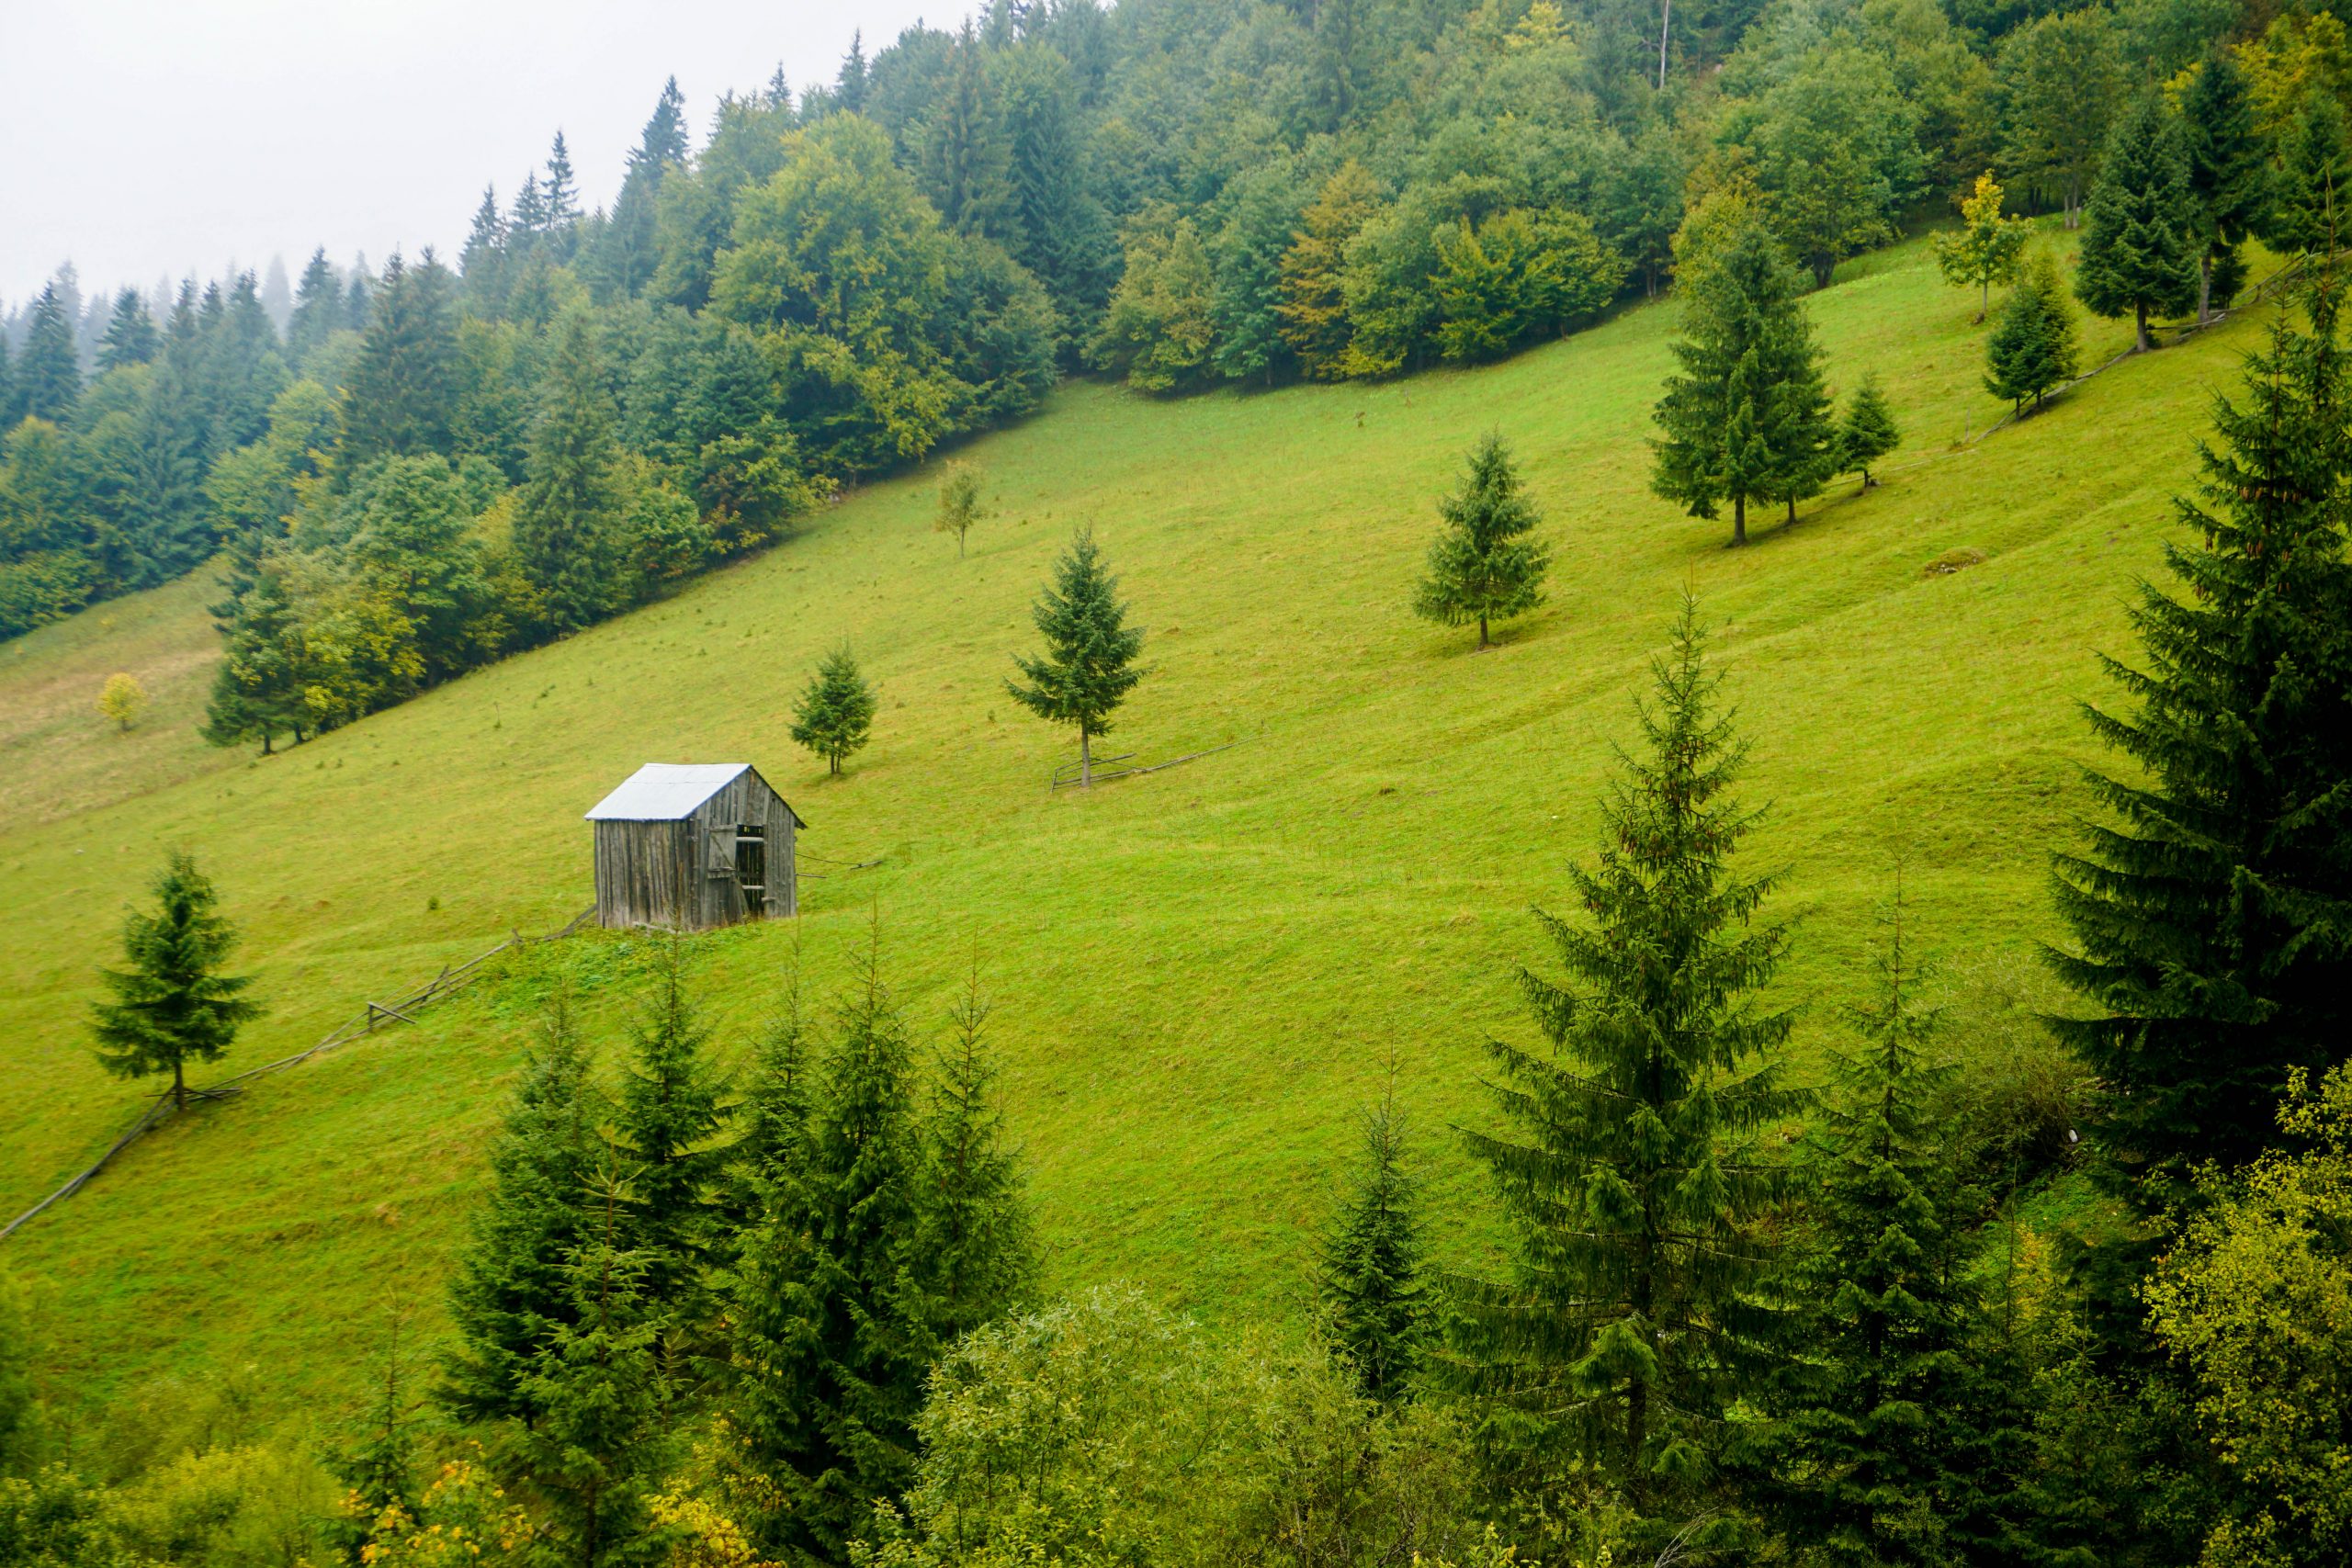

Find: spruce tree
[922,21,1018,244]
[1932,173,2030,321]
[1452,598,1795,1517]
[0,331,16,430]
[287,248,345,367]
[2179,49,2269,324]
[2076,93,2200,353]
[1652,223,1835,545]
[789,646,878,776]
[1741,891,2026,1567]
[1413,432,1549,649]
[541,131,583,258]
[1837,374,1900,489]
[917,964,1036,1343]
[89,852,263,1111]
[2267,88,2348,259]
[1006,526,1148,787]
[1318,1089,1430,1404]
[326,1314,424,1566]
[614,937,734,1330]
[458,188,510,317]
[340,251,461,463]
[514,309,628,634]
[516,1152,673,1568]
[2051,265,2352,1220]
[17,283,83,423]
[442,993,608,1428]
[594,80,690,303]
[726,939,935,1563]
[96,289,159,373]
[1985,251,2082,413]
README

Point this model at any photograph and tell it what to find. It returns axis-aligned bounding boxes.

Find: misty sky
[0,0,943,308]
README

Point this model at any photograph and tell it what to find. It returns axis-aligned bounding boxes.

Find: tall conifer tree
[1985,251,2081,412]
[2179,49,2269,324]
[287,248,344,367]
[96,289,159,373]
[2052,266,2352,1219]
[923,22,1018,245]
[1006,526,1148,786]
[514,309,628,633]
[726,938,935,1563]
[615,937,734,1327]
[1652,225,1835,545]
[341,252,461,463]
[17,283,83,423]
[2267,88,2348,259]
[1413,432,1549,649]
[89,852,262,1111]
[442,994,609,1427]
[1741,891,2026,1566]
[1319,1089,1430,1404]
[916,964,1036,1343]
[2076,93,2200,352]
[1452,599,1795,1520]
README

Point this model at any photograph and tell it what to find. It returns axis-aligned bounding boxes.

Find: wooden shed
[585,762,804,931]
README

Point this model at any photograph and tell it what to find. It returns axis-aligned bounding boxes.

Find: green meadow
[0,228,2252,1424]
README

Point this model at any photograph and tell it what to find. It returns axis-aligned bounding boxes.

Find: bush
[857,1285,1483,1568]
[1932,952,2094,1189]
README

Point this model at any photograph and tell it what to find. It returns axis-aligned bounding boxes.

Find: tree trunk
[260,730,273,757]
[1080,729,1092,788]
[1732,494,1747,547]
[2198,252,2214,325]
[1657,0,1669,89]
[173,1055,186,1111]
[2136,299,2154,353]
[1786,495,1797,526]
[1478,614,1490,649]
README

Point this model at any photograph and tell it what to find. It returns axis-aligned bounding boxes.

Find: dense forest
[9,0,2352,1563]
[8,0,2349,737]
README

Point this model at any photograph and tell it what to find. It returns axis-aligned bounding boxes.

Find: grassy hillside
[0,229,2255,1425]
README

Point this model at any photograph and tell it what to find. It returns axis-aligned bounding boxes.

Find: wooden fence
[0,906,594,1244]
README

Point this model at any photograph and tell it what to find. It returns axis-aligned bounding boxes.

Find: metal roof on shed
[584,762,754,821]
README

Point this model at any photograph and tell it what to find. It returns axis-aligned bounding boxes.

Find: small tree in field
[1006,528,1147,788]
[96,672,148,732]
[1414,433,1549,650]
[1935,173,2030,321]
[1318,1087,1430,1404]
[1837,374,1900,489]
[91,852,263,1109]
[934,463,989,559]
[1986,252,2081,413]
[790,647,877,776]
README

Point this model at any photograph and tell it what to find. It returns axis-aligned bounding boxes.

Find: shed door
[734,825,767,913]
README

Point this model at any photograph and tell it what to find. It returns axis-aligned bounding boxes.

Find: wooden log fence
[0,905,594,1244]
[1049,742,1241,792]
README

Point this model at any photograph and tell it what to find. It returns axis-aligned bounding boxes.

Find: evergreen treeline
[11,0,2346,699]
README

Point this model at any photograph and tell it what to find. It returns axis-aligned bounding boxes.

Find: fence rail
[0,906,594,1244]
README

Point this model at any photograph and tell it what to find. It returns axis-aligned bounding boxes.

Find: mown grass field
[0,227,2257,1427]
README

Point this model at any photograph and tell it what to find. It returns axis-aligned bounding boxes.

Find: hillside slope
[0,231,2255,1419]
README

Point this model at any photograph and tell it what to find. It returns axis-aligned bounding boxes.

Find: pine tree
[17,283,83,423]
[2266,88,2348,259]
[1413,432,1548,649]
[614,936,734,1325]
[541,131,582,260]
[725,938,934,1563]
[838,29,869,113]
[514,309,628,634]
[458,188,510,317]
[594,80,689,302]
[1837,373,1900,489]
[286,249,344,367]
[2179,49,2269,324]
[0,331,16,430]
[1318,1088,1430,1404]
[341,252,462,463]
[326,1313,424,1567]
[441,993,609,1427]
[1933,173,2030,321]
[923,22,1019,244]
[1452,598,1795,1516]
[96,289,159,373]
[1652,223,1836,545]
[2076,93,2200,353]
[1006,526,1148,787]
[1984,250,2081,413]
[917,962,1036,1343]
[934,461,988,558]
[89,852,263,1110]
[2051,265,2352,1220]
[516,1151,673,1568]
[789,646,877,776]
[1741,889,2026,1567]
